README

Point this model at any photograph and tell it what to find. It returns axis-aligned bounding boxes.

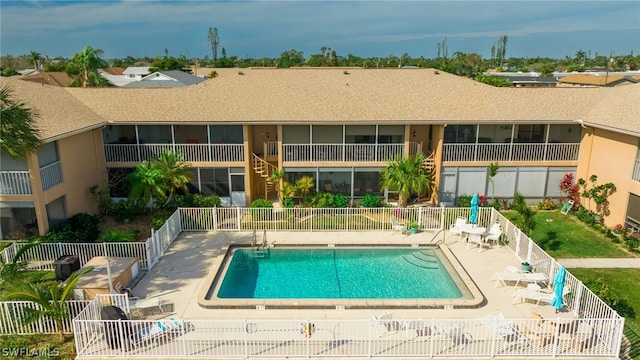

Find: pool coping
[197,243,485,309]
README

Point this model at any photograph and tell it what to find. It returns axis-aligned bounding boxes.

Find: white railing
[0,171,32,195]
[179,206,460,232]
[40,161,63,191]
[442,143,580,162]
[632,159,640,183]
[0,300,90,335]
[265,141,278,157]
[104,144,245,163]
[147,208,183,269]
[72,294,622,358]
[282,144,405,162]
[2,241,149,270]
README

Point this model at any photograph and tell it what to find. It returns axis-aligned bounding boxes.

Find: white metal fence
[0,300,90,335]
[73,294,622,358]
[178,206,495,233]
[1,206,626,358]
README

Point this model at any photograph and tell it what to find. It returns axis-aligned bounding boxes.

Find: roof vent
[343,70,350,75]
[238,71,245,75]
[434,70,440,75]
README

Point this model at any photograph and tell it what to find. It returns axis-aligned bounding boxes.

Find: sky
[1,1,639,61]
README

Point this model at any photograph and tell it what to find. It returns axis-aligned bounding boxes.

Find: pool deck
[130,230,563,322]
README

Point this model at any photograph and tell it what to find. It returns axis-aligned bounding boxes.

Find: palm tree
[65,45,109,87]
[1,268,92,340]
[128,162,168,212]
[153,150,194,204]
[28,51,43,71]
[487,162,500,201]
[0,85,42,158]
[380,153,432,207]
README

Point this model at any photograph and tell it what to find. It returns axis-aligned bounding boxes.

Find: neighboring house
[483,72,558,87]
[1,68,639,239]
[122,70,206,88]
[122,66,150,81]
[20,72,72,87]
[99,67,137,87]
[557,74,636,87]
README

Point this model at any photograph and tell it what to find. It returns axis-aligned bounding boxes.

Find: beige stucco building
[1,68,639,238]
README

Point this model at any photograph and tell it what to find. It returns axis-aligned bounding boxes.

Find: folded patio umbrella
[550,266,567,312]
[469,193,479,224]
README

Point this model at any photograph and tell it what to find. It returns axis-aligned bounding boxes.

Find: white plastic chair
[370,311,398,337]
[466,233,487,252]
[449,217,467,240]
[485,222,503,247]
[129,296,164,318]
[390,217,407,234]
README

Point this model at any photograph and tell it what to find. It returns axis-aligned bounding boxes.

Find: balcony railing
[281,144,408,162]
[104,144,245,163]
[0,171,32,195]
[442,143,579,162]
[40,161,63,191]
[633,159,640,183]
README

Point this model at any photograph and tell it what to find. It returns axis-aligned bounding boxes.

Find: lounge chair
[370,311,399,337]
[491,271,547,288]
[484,222,503,247]
[128,316,192,349]
[129,296,164,319]
[390,217,407,234]
[448,216,467,240]
[512,286,571,306]
[484,312,527,351]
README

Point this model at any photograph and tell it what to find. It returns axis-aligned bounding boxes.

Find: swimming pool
[201,245,483,309]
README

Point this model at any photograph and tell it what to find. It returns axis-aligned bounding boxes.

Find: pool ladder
[252,229,270,258]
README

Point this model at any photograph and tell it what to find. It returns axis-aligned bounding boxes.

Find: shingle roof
[122,70,205,87]
[4,68,639,139]
[20,72,72,87]
[0,77,104,141]
[558,74,629,86]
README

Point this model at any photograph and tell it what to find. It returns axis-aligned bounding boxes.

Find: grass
[502,210,633,258]
[569,268,640,360]
[0,270,57,298]
[0,333,75,360]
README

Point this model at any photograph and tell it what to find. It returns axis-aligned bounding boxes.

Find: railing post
[440,205,445,232]
[237,207,241,231]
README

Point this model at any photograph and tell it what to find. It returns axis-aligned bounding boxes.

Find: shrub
[46,213,100,243]
[151,210,171,230]
[624,237,640,252]
[360,194,382,208]
[333,194,349,208]
[192,194,221,208]
[488,198,501,210]
[250,199,273,208]
[113,198,145,223]
[307,192,334,208]
[283,198,295,208]
[537,198,557,210]
[89,185,115,215]
[99,229,136,243]
[457,195,472,207]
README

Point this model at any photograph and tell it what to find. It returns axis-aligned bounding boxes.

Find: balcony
[0,171,32,195]
[104,144,245,163]
[442,143,579,162]
[633,159,640,183]
[40,161,63,191]
[276,143,420,163]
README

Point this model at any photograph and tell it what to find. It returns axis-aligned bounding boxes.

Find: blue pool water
[216,247,464,299]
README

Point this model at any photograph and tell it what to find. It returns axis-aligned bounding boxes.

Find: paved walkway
[557,257,640,268]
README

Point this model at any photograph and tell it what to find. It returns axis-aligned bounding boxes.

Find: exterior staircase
[421,152,437,203]
[252,153,278,199]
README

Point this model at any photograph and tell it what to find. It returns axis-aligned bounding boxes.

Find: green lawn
[569,268,640,359]
[502,210,633,258]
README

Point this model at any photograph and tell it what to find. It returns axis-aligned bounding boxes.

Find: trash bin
[53,255,80,281]
[101,305,129,350]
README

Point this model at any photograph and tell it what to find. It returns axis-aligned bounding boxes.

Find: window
[444,125,476,143]
[46,196,67,229]
[200,168,230,197]
[209,125,243,144]
[37,141,59,167]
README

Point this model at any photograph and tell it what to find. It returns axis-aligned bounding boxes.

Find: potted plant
[521,261,531,272]
[409,220,419,234]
